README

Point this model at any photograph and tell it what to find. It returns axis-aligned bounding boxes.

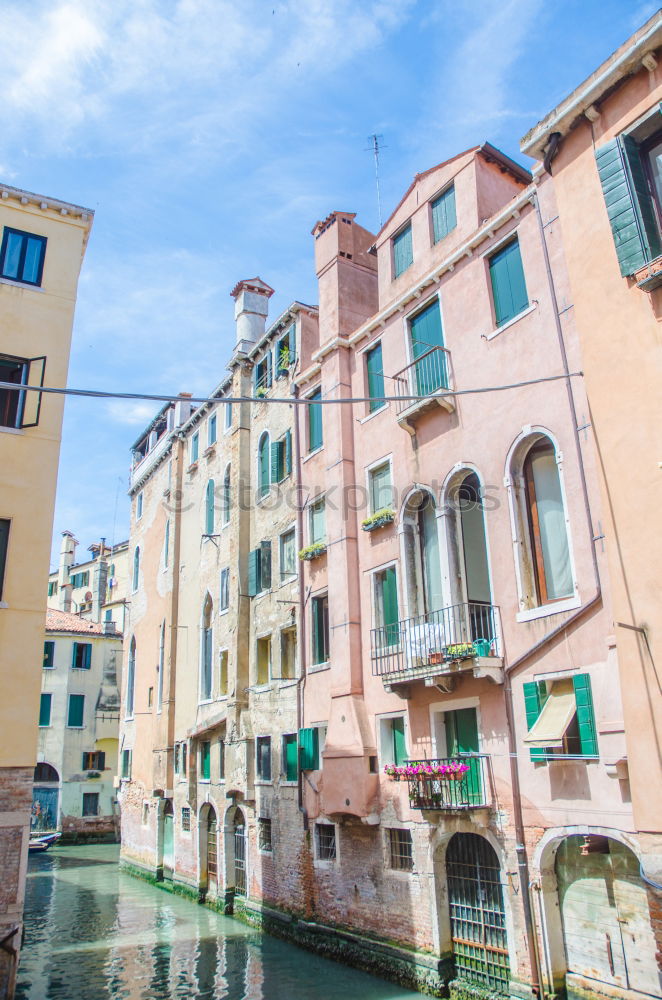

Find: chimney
[312,212,378,340]
[91,538,109,623]
[230,277,275,354]
[58,531,77,612]
[174,392,193,429]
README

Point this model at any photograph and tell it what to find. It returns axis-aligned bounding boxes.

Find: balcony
[371,602,503,692]
[402,755,492,811]
[392,346,454,434]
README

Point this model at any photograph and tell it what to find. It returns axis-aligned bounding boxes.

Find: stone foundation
[0,766,33,1000]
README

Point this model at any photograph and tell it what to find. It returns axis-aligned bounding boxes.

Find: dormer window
[393,223,413,278]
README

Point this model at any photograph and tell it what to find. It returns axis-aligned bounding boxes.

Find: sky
[0,0,652,569]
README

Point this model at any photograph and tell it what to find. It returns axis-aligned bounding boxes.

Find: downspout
[500,189,604,996]
[292,382,309,831]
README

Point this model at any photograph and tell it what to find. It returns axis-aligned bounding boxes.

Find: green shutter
[595,137,660,277]
[39,693,51,727]
[299,727,319,770]
[490,239,528,326]
[271,441,284,483]
[284,430,292,476]
[308,390,322,452]
[68,694,84,728]
[381,567,399,646]
[573,673,598,757]
[98,751,106,770]
[284,734,298,781]
[366,343,384,412]
[205,479,215,534]
[43,641,54,668]
[288,324,296,365]
[266,350,273,386]
[312,596,327,663]
[84,644,91,670]
[523,680,549,761]
[0,519,9,600]
[392,717,407,765]
[201,741,211,780]
[432,185,457,243]
[258,435,270,495]
[247,548,261,597]
[71,643,78,669]
[393,224,413,277]
[260,540,271,590]
[410,299,446,394]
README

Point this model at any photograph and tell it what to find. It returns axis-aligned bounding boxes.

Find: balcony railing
[404,755,491,810]
[371,601,499,680]
[392,346,453,425]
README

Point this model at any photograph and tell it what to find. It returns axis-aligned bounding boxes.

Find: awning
[523,680,576,749]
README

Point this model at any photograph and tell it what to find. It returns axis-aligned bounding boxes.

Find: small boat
[29,832,61,853]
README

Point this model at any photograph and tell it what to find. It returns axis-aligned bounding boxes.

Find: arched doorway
[162,800,174,880]
[555,835,659,995]
[446,833,510,995]
[32,763,60,833]
[207,807,218,892]
[232,808,246,896]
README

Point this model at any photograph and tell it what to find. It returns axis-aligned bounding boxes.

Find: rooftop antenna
[366,133,385,229]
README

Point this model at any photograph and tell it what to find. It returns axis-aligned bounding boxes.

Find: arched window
[200,594,213,701]
[402,489,443,619]
[132,546,140,591]
[222,465,231,526]
[33,762,59,783]
[258,433,270,499]
[126,637,136,718]
[205,479,215,535]
[443,469,495,642]
[522,440,573,603]
[157,620,165,712]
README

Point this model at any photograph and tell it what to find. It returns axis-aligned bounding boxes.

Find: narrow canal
[17,845,421,1000]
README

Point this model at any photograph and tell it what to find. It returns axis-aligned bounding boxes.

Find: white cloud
[105,400,161,427]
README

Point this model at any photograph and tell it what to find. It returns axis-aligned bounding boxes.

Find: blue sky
[0,0,652,568]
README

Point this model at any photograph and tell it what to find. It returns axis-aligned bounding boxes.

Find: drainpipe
[292,382,309,831]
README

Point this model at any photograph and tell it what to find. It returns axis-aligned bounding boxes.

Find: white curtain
[531,450,573,600]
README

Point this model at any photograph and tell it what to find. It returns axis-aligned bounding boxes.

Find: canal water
[17,844,421,1000]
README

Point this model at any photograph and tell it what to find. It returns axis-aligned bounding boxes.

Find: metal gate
[234,820,246,896]
[446,833,510,994]
[207,812,217,887]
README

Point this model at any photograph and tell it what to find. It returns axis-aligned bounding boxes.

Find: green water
[17,844,421,1000]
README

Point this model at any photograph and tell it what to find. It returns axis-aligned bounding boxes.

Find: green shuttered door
[381,566,399,646]
[410,299,446,395]
[392,716,407,765]
[68,694,84,728]
[285,735,298,781]
[308,391,322,451]
[366,343,384,412]
[299,727,319,770]
[523,680,549,761]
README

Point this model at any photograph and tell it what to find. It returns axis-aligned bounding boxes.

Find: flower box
[299,542,327,562]
[361,508,396,532]
[444,643,475,660]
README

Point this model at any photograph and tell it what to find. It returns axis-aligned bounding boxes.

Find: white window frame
[376,710,409,766]
[279,524,297,582]
[307,494,326,546]
[428,695,481,758]
[365,454,394,515]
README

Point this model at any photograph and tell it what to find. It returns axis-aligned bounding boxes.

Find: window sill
[485,301,537,341]
[219,608,229,616]
[359,404,388,424]
[303,447,324,464]
[250,683,273,693]
[0,425,23,436]
[280,780,298,787]
[199,779,211,784]
[198,698,213,706]
[255,778,273,786]
[309,661,330,673]
[516,595,581,623]
[278,678,298,688]
[0,276,44,293]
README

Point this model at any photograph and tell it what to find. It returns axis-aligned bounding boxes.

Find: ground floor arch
[224,805,246,897]
[198,802,219,894]
[161,799,174,879]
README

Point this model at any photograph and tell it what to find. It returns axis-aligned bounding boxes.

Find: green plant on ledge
[255,386,267,398]
[361,507,396,532]
[299,542,327,561]
[444,642,475,659]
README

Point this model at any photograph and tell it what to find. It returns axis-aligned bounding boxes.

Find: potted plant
[255,386,267,398]
[444,642,475,660]
[360,507,396,532]
[299,542,327,561]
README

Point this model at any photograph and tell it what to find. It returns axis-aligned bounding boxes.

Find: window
[0,355,46,429]
[282,733,298,781]
[247,541,271,596]
[0,519,7,600]
[0,228,46,286]
[205,479,215,534]
[208,413,217,446]
[67,694,85,728]
[309,497,326,546]
[380,715,407,766]
[190,431,199,464]
[82,751,105,771]
[200,595,213,701]
[39,693,52,727]
[365,342,385,413]
[136,492,143,519]
[277,325,296,375]
[82,792,99,817]
[47,581,57,597]
[258,432,270,498]
[258,817,273,852]
[368,461,393,514]
[147,686,153,708]
[224,400,232,430]
[431,184,457,244]
[523,441,573,605]
[142,802,150,826]
[132,547,140,592]
[280,627,297,680]
[255,352,273,394]
[182,807,191,832]
[523,674,598,760]
[121,748,132,779]
[256,635,271,685]
[388,828,413,872]
[311,593,329,665]
[374,566,399,648]
[174,743,180,775]
[200,740,211,780]
[271,430,292,484]
[316,823,336,861]
[219,651,228,696]
[164,519,170,568]
[43,641,55,668]
[393,223,413,278]
[220,567,230,612]
[219,737,225,780]
[489,237,528,327]
[70,571,90,590]
[595,129,662,277]
[307,388,323,452]
[221,465,231,526]
[182,743,187,777]
[280,527,296,580]
[71,642,91,670]
[256,736,272,781]
[408,298,447,395]
[299,727,320,770]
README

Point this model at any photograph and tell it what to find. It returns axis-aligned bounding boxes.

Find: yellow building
[0,183,93,999]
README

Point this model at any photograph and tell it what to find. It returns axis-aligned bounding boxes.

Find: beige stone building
[0,184,93,998]
[47,532,130,632]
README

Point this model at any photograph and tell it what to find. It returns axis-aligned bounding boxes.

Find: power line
[0,371,583,408]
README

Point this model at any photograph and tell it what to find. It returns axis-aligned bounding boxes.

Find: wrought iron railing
[392,345,452,415]
[403,755,491,810]
[371,601,499,678]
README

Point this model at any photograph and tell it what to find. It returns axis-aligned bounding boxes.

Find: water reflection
[17,845,419,1000]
